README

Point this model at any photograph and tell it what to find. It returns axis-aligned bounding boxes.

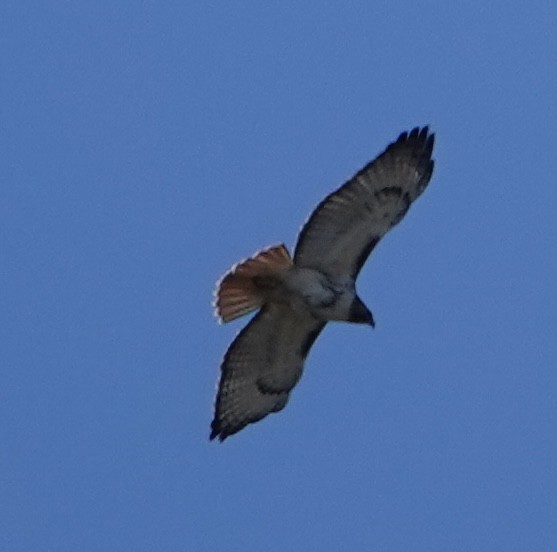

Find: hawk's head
[349,296,375,327]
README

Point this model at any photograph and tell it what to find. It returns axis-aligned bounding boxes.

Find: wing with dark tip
[294,127,435,279]
[210,304,325,441]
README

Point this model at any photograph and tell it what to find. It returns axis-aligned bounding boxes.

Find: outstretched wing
[210,304,325,441]
[294,127,435,279]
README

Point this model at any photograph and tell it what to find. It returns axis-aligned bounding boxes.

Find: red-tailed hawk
[210,127,435,441]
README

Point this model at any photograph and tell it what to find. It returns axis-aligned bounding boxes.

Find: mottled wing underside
[294,127,435,279]
[211,304,325,441]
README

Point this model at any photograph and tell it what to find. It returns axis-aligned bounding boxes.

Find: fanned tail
[213,244,293,323]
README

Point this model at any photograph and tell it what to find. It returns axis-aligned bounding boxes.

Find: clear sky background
[2,2,556,551]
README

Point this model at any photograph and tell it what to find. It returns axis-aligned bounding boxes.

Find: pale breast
[278,268,355,320]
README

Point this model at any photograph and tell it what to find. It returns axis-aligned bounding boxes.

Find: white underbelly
[279,267,355,321]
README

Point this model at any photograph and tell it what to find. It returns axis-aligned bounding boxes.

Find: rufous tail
[213,244,292,323]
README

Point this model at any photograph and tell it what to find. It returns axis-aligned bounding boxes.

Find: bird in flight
[210,127,435,441]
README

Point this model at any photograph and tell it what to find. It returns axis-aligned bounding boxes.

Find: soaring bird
[210,127,435,441]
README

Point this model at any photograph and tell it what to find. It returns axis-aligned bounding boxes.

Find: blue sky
[2,2,557,551]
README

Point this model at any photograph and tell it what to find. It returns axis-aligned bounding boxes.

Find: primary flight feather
[211,126,435,441]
